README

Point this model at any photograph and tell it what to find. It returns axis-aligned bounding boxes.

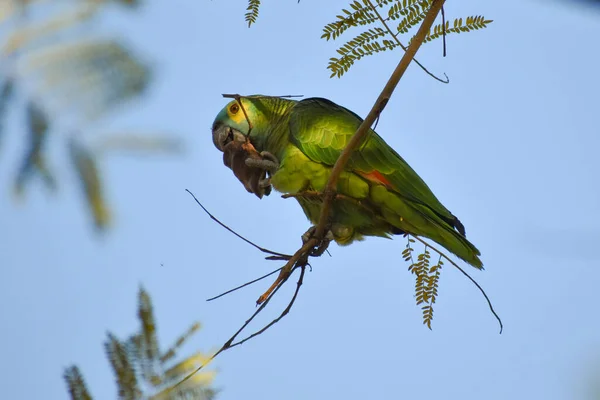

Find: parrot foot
[258,177,271,189]
[245,151,280,173]
[302,226,334,257]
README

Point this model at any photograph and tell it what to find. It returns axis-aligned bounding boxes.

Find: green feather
[213,96,483,268]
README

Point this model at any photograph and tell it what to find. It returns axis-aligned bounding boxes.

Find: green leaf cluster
[322,0,492,77]
[64,287,217,400]
[245,0,262,27]
[240,1,491,78]
[419,15,492,44]
[403,237,443,329]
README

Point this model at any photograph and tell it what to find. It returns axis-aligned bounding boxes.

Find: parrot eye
[229,103,240,114]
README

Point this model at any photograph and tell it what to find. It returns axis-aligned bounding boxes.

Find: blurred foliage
[64,287,217,400]
[0,0,182,231]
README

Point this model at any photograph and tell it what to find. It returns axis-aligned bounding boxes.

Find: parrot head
[212,98,256,152]
[211,97,274,198]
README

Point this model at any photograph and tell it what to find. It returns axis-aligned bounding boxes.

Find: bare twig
[410,235,503,333]
[206,266,283,302]
[256,238,317,304]
[185,189,292,260]
[365,0,449,84]
[441,6,447,57]
[229,265,306,348]
[313,0,447,242]
[174,253,309,390]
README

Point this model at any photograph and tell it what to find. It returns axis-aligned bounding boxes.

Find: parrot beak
[212,122,246,152]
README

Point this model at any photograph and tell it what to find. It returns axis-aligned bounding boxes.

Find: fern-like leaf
[64,366,93,400]
[13,101,56,197]
[328,27,399,77]
[68,139,111,230]
[405,239,444,329]
[104,333,142,400]
[321,1,378,41]
[137,287,160,385]
[422,255,442,329]
[160,322,201,365]
[0,79,14,149]
[394,0,430,33]
[417,15,493,44]
[245,0,261,27]
[323,0,491,78]
[387,0,430,21]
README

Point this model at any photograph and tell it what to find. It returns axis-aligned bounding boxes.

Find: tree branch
[206,266,284,302]
[173,260,308,391]
[313,0,446,241]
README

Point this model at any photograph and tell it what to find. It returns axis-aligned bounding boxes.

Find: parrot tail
[409,205,483,269]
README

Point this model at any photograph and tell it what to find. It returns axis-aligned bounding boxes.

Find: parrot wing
[288,97,461,231]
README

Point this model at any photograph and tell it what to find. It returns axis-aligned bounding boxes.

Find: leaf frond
[322,0,491,78]
[416,15,493,45]
[405,237,444,329]
[104,333,142,400]
[245,0,261,27]
[64,366,93,400]
[321,0,378,41]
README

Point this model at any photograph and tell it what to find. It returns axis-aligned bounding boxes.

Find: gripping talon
[260,151,279,165]
[302,226,334,257]
[245,151,279,174]
[245,158,278,172]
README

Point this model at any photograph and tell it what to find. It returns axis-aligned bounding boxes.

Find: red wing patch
[358,170,392,186]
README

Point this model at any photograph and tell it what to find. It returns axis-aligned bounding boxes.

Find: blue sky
[2,0,600,399]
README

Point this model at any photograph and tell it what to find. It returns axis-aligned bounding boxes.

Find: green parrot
[212,96,482,268]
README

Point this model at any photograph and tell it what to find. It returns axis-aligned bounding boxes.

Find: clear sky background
[2,0,600,399]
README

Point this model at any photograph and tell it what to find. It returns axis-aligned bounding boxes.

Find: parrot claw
[302,226,334,257]
[258,177,272,196]
[245,151,279,173]
[258,177,271,188]
[260,151,279,164]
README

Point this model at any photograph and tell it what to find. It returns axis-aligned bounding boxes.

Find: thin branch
[185,189,292,260]
[206,266,283,302]
[174,246,311,390]
[411,235,503,333]
[256,238,317,304]
[441,5,447,57]
[365,0,449,84]
[229,265,306,348]
[313,0,447,242]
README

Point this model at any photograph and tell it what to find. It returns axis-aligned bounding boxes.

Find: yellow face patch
[226,100,248,125]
